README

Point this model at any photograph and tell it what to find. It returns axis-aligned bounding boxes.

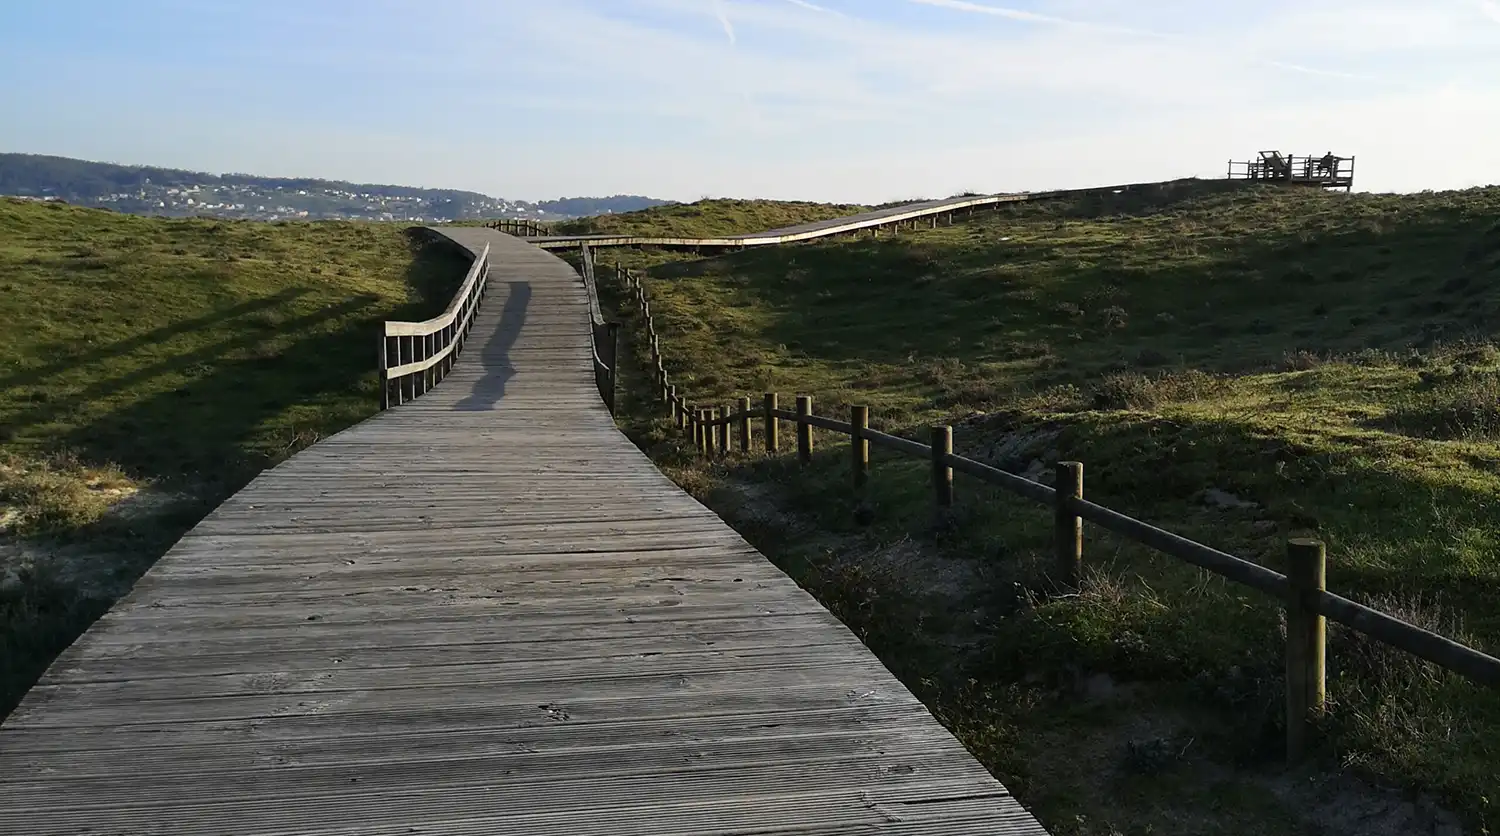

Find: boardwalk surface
[0,230,1048,835]
[529,193,1025,250]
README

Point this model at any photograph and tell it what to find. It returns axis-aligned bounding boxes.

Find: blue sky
[3,0,1499,202]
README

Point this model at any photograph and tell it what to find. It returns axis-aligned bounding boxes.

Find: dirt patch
[1,485,196,600]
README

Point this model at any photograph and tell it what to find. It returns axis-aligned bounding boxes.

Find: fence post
[930,425,953,507]
[671,386,682,427]
[851,406,869,489]
[692,408,704,452]
[1053,462,1084,591]
[1285,538,1328,764]
[378,331,390,411]
[764,393,779,453]
[707,408,720,456]
[737,396,752,453]
[796,396,813,465]
[716,405,730,455]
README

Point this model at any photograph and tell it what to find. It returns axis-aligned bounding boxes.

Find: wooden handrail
[578,244,619,414]
[377,242,491,409]
[385,243,490,337]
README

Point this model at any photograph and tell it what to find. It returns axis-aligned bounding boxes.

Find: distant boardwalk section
[0,229,1049,835]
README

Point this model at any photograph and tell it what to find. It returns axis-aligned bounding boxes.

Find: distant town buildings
[1,153,670,223]
[73,181,551,223]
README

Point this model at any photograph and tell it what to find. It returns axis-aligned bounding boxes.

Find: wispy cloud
[711,0,737,45]
[907,0,1169,37]
[1265,60,1372,81]
[908,0,1068,25]
[780,0,843,14]
[906,0,1382,85]
[1481,0,1500,25]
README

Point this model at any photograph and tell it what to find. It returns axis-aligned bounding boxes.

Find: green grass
[553,197,869,238]
[605,182,1500,830]
[0,197,467,718]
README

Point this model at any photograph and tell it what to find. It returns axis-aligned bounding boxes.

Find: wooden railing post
[851,406,869,489]
[693,408,705,453]
[764,393,779,453]
[1053,462,1083,591]
[930,425,953,507]
[717,405,730,455]
[706,408,720,456]
[397,336,410,404]
[671,386,682,427]
[795,396,813,465]
[378,331,390,410]
[737,396,752,453]
[1285,538,1328,764]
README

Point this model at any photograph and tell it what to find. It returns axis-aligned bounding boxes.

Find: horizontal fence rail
[377,242,490,409]
[612,263,1500,765]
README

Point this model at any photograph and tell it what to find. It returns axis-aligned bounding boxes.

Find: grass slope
[0,198,467,717]
[614,183,1500,830]
[553,197,869,238]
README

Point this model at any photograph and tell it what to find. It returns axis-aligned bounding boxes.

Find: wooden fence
[486,218,550,237]
[377,242,490,410]
[610,263,1500,763]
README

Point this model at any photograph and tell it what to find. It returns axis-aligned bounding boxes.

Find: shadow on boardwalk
[456,281,531,410]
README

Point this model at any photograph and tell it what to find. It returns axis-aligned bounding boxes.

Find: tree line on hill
[0,153,669,220]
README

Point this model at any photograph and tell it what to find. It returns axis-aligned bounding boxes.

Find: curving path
[524,178,1212,250]
[0,229,1049,835]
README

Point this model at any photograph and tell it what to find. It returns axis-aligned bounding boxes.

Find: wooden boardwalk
[526,178,1218,251]
[0,230,1049,835]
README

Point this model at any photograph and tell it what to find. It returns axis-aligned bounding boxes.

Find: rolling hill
[0,153,671,221]
[606,182,1500,831]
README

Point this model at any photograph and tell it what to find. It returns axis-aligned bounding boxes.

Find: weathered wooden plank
[0,229,1048,836]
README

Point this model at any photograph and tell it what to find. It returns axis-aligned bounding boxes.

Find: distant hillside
[0,153,669,222]
[537,195,674,217]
